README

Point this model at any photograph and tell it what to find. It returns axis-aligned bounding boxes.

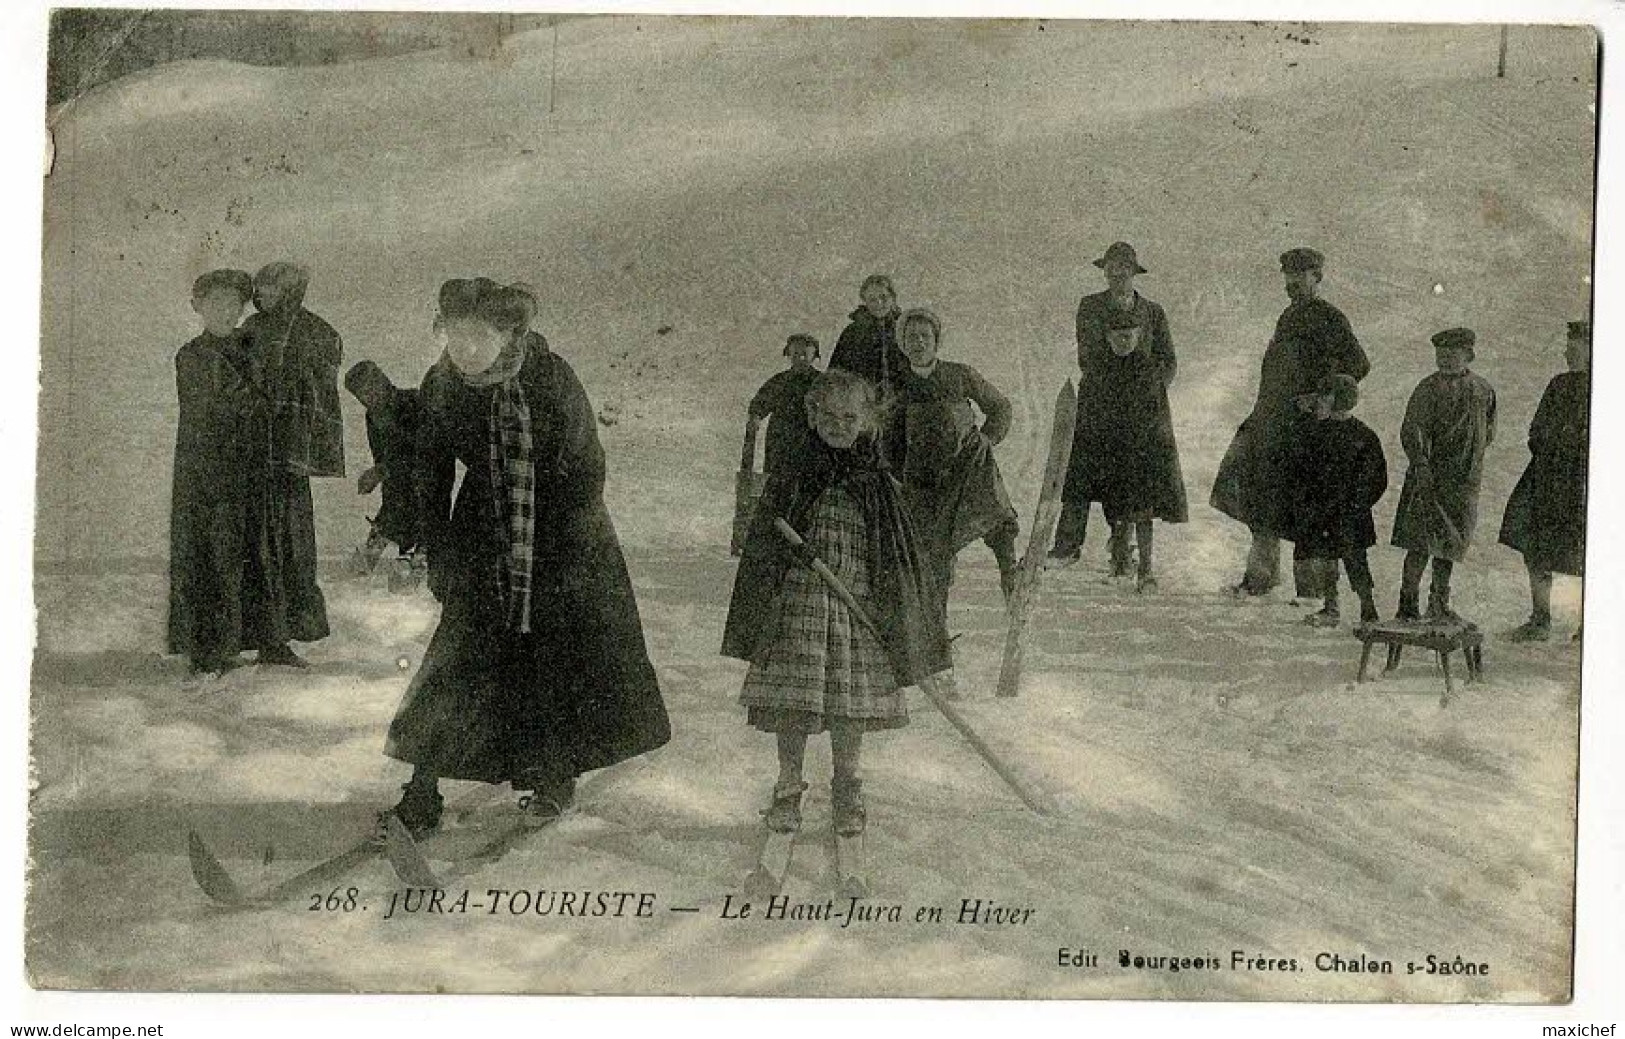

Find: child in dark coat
[1500,321,1591,642]
[722,368,951,838]
[746,334,822,477]
[1391,327,1497,623]
[1289,373,1388,627]
[167,269,269,677]
[344,360,424,572]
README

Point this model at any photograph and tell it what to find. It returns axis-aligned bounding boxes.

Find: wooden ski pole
[772,517,1055,816]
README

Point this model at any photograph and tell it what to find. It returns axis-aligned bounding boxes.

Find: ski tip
[381,813,443,888]
[186,829,248,906]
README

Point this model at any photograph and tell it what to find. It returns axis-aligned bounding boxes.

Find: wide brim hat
[1093,241,1148,274]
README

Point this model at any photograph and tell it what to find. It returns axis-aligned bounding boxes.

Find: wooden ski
[186,788,501,908]
[997,381,1078,698]
[832,831,868,898]
[744,828,798,897]
[731,424,763,557]
[187,829,380,909]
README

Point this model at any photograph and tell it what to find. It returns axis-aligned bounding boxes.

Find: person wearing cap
[887,306,1020,606]
[343,360,424,573]
[1286,373,1389,627]
[1049,241,1186,589]
[1499,320,1591,641]
[1390,327,1497,623]
[1212,247,1370,599]
[239,261,346,667]
[747,334,823,477]
[382,278,671,837]
[829,274,909,400]
[167,269,273,678]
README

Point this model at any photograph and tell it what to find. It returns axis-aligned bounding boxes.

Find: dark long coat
[385,334,670,786]
[166,331,277,661]
[828,307,907,396]
[1391,370,1497,561]
[363,388,424,549]
[722,438,951,688]
[1211,296,1369,537]
[1287,415,1388,559]
[1061,291,1187,522]
[1499,370,1589,575]
[747,365,819,475]
[887,360,1018,563]
[242,304,346,643]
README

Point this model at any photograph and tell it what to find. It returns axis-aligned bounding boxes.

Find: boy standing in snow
[167,269,269,677]
[1288,373,1388,627]
[746,333,822,477]
[343,360,424,572]
[723,368,950,838]
[1499,320,1591,641]
[1391,327,1497,623]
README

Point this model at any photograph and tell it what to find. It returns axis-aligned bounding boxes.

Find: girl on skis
[722,368,951,838]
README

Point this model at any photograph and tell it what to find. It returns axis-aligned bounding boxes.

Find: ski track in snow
[27,18,1592,999]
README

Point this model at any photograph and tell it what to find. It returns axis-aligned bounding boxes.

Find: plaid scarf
[459,338,533,633]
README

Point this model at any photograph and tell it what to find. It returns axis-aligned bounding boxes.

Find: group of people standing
[727,247,1590,836]
[167,262,344,677]
[1201,245,1587,637]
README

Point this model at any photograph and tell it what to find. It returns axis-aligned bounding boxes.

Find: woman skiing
[383,278,670,835]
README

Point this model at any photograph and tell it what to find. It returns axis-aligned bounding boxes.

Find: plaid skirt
[740,485,906,733]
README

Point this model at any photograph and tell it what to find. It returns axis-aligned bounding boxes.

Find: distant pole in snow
[549,19,559,114]
[1497,26,1509,79]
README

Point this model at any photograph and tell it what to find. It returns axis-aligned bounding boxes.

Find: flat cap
[1279,247,1325,273]
[1430,327,1476,351]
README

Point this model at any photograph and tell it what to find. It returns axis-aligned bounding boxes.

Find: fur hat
[438,277,530,333]
[1568,320,1591,341]
[192,268,254,303]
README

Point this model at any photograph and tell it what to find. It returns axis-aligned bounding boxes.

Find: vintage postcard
[24,8,1599,1004]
